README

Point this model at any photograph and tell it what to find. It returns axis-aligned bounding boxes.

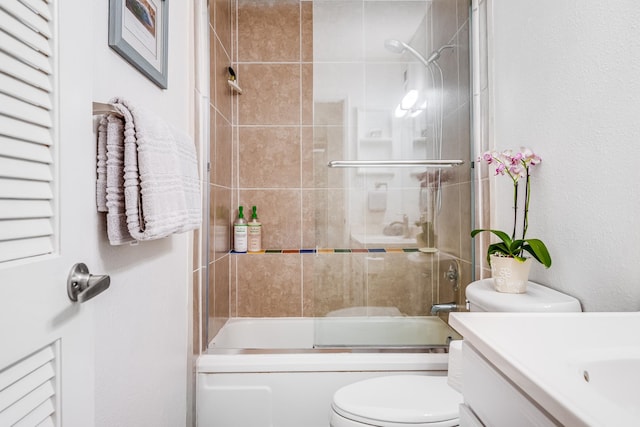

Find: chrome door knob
[67,263,110,303]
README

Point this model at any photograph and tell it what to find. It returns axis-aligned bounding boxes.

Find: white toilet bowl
[329,280,582,427]
[329,375,462,427]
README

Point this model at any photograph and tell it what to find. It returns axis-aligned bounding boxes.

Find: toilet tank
[466,279,582,312]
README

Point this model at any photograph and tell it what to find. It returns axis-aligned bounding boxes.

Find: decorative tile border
[231,248,421,254]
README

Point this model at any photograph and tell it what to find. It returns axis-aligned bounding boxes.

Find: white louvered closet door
[0,0,96,426]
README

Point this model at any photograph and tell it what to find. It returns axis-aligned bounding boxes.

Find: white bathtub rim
[197,352,450,373]
[209,316,460,350]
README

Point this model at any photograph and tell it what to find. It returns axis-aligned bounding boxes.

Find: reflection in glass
[311,0,471,347]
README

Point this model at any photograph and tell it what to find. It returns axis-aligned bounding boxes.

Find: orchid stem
[523,165,530,241]
[512,180,518,241]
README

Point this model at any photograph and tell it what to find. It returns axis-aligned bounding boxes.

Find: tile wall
[205,0,475,340]
[207,0,234,341]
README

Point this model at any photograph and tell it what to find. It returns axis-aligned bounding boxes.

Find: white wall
[91,2,194,425]
[490,0,640,311]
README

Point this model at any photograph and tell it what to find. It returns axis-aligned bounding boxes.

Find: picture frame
[108,0,169,89]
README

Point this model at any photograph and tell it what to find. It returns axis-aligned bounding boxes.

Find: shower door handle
[67,263,111,303]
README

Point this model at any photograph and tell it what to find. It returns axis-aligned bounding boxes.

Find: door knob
[67,263,110,303]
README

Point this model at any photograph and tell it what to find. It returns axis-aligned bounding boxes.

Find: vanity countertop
[449,312,640,426]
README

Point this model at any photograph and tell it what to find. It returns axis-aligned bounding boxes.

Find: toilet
[329,279,582,427]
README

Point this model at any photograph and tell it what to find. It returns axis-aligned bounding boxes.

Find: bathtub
[197,316,461,427]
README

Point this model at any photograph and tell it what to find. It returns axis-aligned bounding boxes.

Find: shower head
[384,39,407,54]
[384,39,430,67]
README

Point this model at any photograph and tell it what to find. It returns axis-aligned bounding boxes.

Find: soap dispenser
[233,206,248,253]
[248,206,262,252]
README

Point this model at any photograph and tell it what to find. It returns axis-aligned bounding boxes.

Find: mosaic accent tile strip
[230,247,422,254]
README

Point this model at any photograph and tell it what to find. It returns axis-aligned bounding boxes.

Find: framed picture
[108,0,168,89]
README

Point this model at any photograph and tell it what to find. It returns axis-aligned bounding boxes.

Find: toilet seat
[330,375,462,427]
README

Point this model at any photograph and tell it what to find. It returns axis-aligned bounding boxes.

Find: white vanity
[449,312,640,426]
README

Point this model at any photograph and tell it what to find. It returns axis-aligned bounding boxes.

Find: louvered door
[0,0,96,426]
[0,0,54,263]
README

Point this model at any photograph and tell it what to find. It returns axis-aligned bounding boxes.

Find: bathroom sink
[349,232,417,248]
[449,312,640,426]
[569,350,640,419]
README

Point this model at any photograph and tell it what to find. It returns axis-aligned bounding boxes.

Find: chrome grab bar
[327,159,464,168]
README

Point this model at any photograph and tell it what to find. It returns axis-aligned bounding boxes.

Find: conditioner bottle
[248,205,262,252]
[233,206,248,253]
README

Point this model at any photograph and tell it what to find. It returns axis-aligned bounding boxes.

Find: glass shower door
[310,0,471,349]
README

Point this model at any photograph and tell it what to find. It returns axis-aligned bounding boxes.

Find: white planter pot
[490,255,533,293]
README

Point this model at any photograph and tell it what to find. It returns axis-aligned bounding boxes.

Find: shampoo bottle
[233,206,248,253]
[248,205,262,252]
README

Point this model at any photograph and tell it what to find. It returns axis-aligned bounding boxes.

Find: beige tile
[366,252,435,316]
[301,190,316,249]
[192,228,200,271]
[311,188,328,248]
[209,29,216,103]
[213,255,230,335]
[441,112,461,184]
[238,64,301,125]
[215,38,233,122]
[314,101,344,127]
[438,45,459,117]
[215,0,232,54]
[301,1,313,62]
[457,0,470,29]
[442,110,471,186]
[214,111,232,187]
[303,253,366,317]
[457,21,470,109]
[312,127,328,189]
[238,127,300,188]
[208,186,215,262]
[193,270,202,353]
[458,105,472,165]
[456,260,473,306]
[230,255,237,316]
[302,64,313,126]
[301,126,314,188]
[306,188,348,248]
[239,189,301,249]
[238,0,300,62]
[433,0,458,50]
[459,182,473,263]
[214,186,235,260]
[208,0,215,27]
[437,183,462,257]
[207,263,215,345]
[302,253,314,316]
[236,254,302,317]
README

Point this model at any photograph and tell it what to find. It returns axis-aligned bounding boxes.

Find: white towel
[96,114,135,245]
[96,118,107,212]
[96,98,201,244]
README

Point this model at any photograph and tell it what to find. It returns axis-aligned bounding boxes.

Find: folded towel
[96,118,107,212]
[96,114,136,245]
[96,98,201,244]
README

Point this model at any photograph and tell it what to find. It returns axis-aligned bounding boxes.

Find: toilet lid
[332,375,462,427]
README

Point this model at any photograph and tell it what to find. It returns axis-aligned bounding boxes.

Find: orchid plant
[471,148,552,268]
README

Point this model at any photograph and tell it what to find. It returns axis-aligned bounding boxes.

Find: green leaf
[471,229,513,246]
[486,242,511,264]
[473,229,552,268]
[522,239,552,268]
